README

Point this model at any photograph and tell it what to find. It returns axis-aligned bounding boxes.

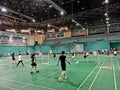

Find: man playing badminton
[30,53,39,74]
[57,51,71,81]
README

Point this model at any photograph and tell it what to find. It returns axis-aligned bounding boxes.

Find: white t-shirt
[39,52,42,56]
[114,51,117,54]
[18,55,22,61]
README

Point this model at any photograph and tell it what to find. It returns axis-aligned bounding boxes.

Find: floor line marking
[116,59,120,71]
[0,84,18,90]
[113,58,117,90]
[88,59,105,90]
[0,70,58,90]
[77,65,98,90]
[77,57,106,90]
[0,77,56,90]
[18,71,58,90]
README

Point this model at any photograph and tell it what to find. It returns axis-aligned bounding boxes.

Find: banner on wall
[57,32,64,37]
[110,24,120,32]
[71,44,84,52]
[88,25,106,35]
[46,33,56,38]
[0,34,27,45]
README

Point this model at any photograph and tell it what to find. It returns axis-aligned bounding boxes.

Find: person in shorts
[30,53,39,74]
[57,51,71,81]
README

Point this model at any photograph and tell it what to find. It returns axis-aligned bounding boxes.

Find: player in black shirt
[53,53,56,60]
[11,52,16,64]
[57,51,71,81]
[30,53,39,74]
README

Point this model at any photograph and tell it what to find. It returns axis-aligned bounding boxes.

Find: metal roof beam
[43,0,67,14]
[0,5,34,21]
[0,12,26,22]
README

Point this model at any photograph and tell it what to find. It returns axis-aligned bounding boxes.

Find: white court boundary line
[68,68,95,70]
[69,68,96,73]
[77,58,105,90]
[113,58,117,90]
[88,59,105,90]
[77,65,97,90]
[116,57,120,71]
[0,78,55,90]
[0,71,58,90]
[18,71,58,90]
[0,84,18,90]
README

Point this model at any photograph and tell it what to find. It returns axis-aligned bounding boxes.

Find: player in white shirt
[16,54,24,67]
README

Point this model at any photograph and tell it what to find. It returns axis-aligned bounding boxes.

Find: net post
[110,51,113,68]
[48,52,50,64]
[42,52,49,64]
[97,52,100,67]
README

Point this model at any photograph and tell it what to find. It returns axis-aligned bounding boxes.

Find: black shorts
[31,63,36,66]
[61,64,66,71]
[114,54,117,56]
[84,55,87,58]
[12,57,15,60]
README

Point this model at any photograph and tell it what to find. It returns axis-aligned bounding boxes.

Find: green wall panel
[85,40,110,51]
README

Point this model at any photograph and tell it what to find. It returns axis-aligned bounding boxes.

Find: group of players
[11,51,71,81]
[10,49,118,81]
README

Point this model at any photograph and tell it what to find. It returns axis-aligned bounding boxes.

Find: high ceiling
[0,0,120,29]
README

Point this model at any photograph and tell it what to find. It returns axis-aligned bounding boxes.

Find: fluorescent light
[105,0,109,3]
[32,19,36,22]
[104,13,108,16]
[106,21,109,24]
[76,23,79,26]
[106,17,110,21]
[6,29,16,33]
[77,0,80,3]
[48,24,50,27]
[60,11,64,15]
[49,5,52,8]
[1,7,7,12]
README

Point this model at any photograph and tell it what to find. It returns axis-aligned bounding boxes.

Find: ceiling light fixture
[43,0,67,14]
[32,19,36,22]
[0,5,35,22]
[105,0,109,4]
[60,11,64,15]
[47,24,51,27]
[1,7,7,12]
[49,5,52,8]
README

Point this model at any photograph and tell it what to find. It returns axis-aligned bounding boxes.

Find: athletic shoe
[30,72,33,74]
[58,77,62,81]
[36,71,39,73]
[65,76,67,79]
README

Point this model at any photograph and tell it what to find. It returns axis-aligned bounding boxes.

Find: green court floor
[0,54,120,90]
